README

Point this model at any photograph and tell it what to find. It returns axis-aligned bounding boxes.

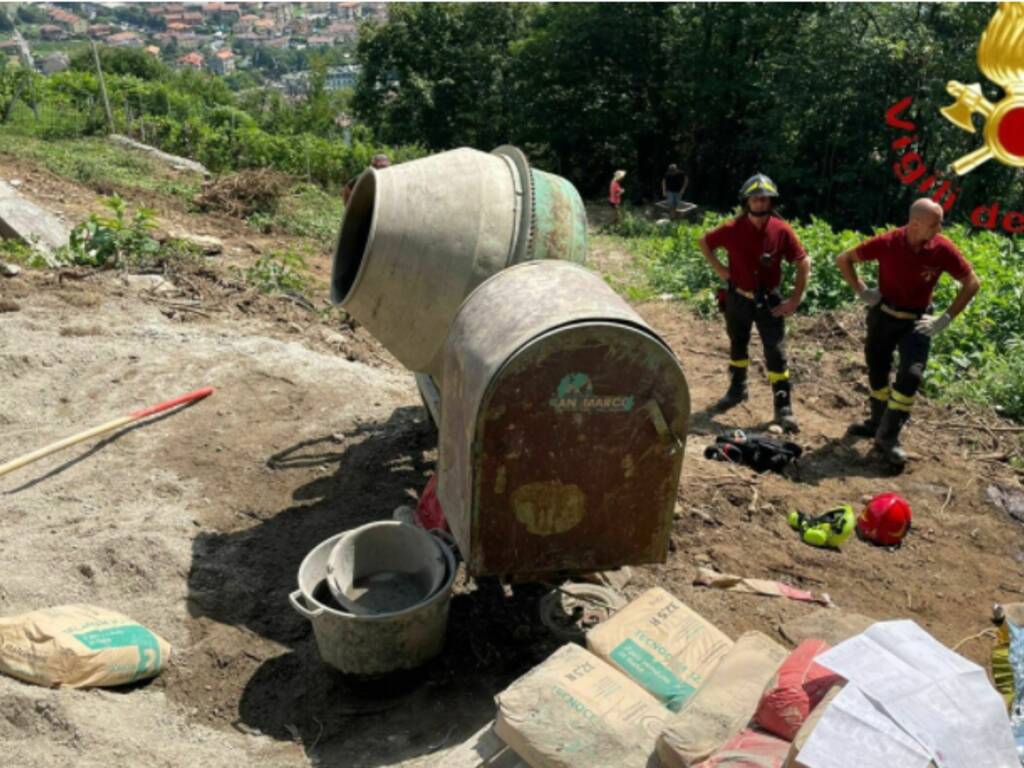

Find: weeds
[245,183,343,245]
[242,248,310,294]
[0,239,37,265]
[33,195,161,269]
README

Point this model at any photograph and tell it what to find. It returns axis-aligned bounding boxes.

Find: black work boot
[874,407,910,466]
[848,397,887,438]
[715,367,749,412]
[772,381,799,433]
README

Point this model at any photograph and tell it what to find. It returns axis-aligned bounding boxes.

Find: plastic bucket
[325,521,447,615]
[289,528,456,675]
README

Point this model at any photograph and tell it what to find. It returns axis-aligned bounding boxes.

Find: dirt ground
[1,153,1023,767]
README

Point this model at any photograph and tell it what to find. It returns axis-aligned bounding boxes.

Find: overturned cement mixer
[331,145,588,382]
[330,145,690,579]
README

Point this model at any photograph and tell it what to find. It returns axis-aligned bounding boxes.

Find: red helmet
[857,493,912,546]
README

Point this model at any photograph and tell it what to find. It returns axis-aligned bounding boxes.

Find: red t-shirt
[854,227,972,310]
[704,215,807,292]
[609,179,624,205]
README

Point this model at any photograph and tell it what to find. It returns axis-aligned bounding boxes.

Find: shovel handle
[0,387,214,480]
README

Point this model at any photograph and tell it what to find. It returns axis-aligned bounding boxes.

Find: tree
[354,3,536,150]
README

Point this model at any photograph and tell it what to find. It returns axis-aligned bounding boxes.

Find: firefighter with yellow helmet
[699,173,811,432]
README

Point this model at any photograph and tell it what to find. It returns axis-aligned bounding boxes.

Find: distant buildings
[210,48,235,75]
[47,7,87,35]
[39,25,65,42]
[38,52,70,75]
[279,64,361,96]
[177,51,204,70]
[326,64,360,90]
[6,3,389,81]
[106,31,144,48]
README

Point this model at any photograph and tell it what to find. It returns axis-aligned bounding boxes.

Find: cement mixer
[330,147,690,580]
[331,145,587,382]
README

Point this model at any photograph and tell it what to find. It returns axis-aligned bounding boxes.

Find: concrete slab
[0,180,70,255]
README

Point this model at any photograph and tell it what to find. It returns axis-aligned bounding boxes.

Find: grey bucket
[289,526,457,675]
[325,521,447,616]
[330,145,587,379]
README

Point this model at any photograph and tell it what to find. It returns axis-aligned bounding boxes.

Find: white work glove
[915,313,952,337]
[857,287,882,307]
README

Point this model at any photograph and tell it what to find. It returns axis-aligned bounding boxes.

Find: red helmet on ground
[858,492,912,546]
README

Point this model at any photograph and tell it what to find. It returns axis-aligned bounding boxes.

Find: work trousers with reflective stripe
[865,304,932,411]
[725,288,787,377]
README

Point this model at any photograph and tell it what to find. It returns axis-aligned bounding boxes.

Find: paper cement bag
[658,631,788,768]
[494,643,668,768]
[694,729,790,768]
[0,604,171,688]
[587,587,733,711]
[783,685,842,767]
[755,639,842,741]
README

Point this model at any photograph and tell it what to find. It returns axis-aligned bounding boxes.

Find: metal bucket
[289,527,457,675]
[330,145,587,379]
[438,260,690,578]
[325,521,447,616]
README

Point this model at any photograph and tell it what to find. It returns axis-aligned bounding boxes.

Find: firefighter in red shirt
[699,173,810,432]
[836,198,980,466]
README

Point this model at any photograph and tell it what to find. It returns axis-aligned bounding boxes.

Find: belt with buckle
[879,302,923,320]
[734,287,755,300]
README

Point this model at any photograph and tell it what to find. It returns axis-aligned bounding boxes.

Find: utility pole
[91,41,114,134]
[13,30,38,122]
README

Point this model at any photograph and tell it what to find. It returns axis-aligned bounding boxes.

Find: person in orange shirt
[609,169,625,224]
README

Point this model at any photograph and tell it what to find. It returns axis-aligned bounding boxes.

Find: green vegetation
[59,194,160,268]
[28,194,191,271]
[616,212,1024,419]
[242,248,311,294]
[0,48,422,188]
[0,133,201,201]
[254,183,344,245]
[355,3,1013,232]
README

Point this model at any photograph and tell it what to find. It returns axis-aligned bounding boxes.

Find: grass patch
[0,131,202,202]
[240,247,312,295]
[249,183,343,245]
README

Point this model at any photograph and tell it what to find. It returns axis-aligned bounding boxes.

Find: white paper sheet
[796,685,932,768]
[816,620,1018,768]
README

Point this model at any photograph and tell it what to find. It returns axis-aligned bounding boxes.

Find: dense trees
[354,3,1021,231]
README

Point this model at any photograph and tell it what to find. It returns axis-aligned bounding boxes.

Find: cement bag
[782,685,841,768]
[494,642,669,768]
[694,729,790,768]
[754,639,841,741]
[0,604,171,688]
[587,587,733,711]
[658,631,788,768]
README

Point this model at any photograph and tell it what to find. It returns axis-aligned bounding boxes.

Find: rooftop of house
[48,8,83,25]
